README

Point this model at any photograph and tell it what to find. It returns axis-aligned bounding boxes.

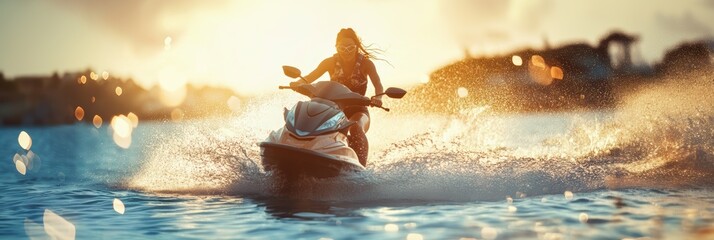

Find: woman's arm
[302,58,333,83]
[365,59,384,96]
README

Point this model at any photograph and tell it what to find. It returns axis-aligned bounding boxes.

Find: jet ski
[259,66,406,178]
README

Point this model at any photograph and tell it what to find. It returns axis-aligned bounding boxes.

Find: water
[2,78,714,239]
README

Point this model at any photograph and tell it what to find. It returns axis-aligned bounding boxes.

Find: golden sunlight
[18,131,32,150]
[74,106,84,121]
[43,209,76,240]
[512,55,523,66]
[93,115,103,128]
[113,198,125,214]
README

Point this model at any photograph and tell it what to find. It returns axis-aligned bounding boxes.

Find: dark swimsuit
[331,53,369,119]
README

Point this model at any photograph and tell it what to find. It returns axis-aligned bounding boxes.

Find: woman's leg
[348,112,370,166]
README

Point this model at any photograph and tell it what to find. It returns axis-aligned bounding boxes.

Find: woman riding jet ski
[259,65,405,178]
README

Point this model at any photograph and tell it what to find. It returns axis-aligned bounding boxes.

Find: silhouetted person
[290,28,384,166]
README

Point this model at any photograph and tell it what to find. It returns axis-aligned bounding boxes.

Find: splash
[126,71,714,201]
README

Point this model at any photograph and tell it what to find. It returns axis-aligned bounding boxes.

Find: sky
[1,0,713,95]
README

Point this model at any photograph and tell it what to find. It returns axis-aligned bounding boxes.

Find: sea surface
[2,86,714,239]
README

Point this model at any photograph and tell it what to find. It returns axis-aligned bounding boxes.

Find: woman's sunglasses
[336,45,357,53]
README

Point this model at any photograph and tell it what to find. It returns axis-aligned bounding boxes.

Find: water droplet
[564,191,574,200]
[93,115,103,128]
[406,233,424,240]
[43,209,76,240]
[457,87,468,98]
[512,55,523,66]
[74,106,84,121]
[113,198,125,214]
[115,87,123,96]
[579,212,589,223]
[18,131,32,150]
[384,223,399,232]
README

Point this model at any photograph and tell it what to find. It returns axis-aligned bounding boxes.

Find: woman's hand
[289,80,305,89]
[370,96,383,107]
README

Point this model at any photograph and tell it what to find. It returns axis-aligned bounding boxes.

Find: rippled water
[2,76,714,239]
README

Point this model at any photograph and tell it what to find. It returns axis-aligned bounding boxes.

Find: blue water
[2,105,714,239]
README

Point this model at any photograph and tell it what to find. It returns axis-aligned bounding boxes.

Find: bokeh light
[508,206,518,213]
[74,106,84,121]
[111,115,132,138]
[171,108,185,122]
[79,75,87,84]
[579,212,589,223]
[512,55,523,66]
[164,36,172,50]
[564,191,574,200]
[113,198,125,214]
[531,55,546,69]
[15,159,27,175]
[550,66,564,80]
[227,96,242,113]
[43,209,76,240]
[91,96,96,103]
[457,87,468,98]
[115,86,123,96]
[93,115,103,128]
[127,112,139,128]
[111,115,133,149]
[102,71,109,80]
[481,227,498,240]
[384,223,399,232]
[18,131,32,150]
[90,72,98,80]
[406,233,423,240]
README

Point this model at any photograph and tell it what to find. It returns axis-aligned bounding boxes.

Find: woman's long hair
[336,28,389,64]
